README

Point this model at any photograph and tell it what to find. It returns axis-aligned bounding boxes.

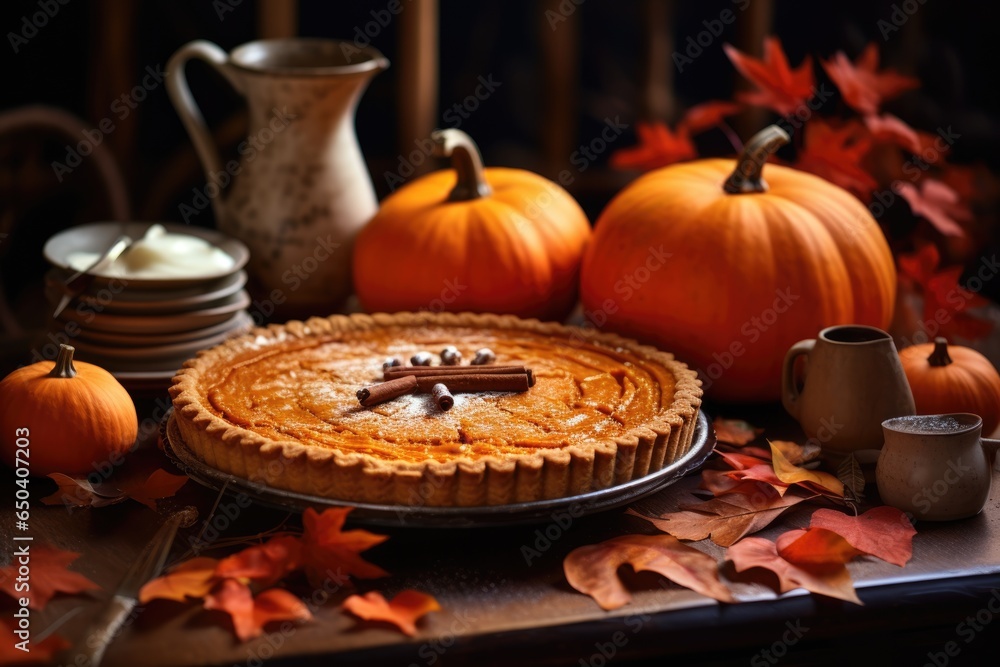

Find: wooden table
[7,397,1000,667]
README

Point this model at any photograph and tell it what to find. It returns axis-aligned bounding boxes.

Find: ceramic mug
[876,414,1000,521]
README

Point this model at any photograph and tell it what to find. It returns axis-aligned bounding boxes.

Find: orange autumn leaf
[723,37,814,116]
[0,619,70,665]
[714,449,770,470]
[41,473,126,508]
[822,44,919,116]
[727,536,862,604]
[700,470,775,498]
[677,100,741,135]
[342,590,441,636]
[725,463,789,496]
[116,469,189,511]
[713,418,763,446]
[138,557,219,604]
[897,179,972,238]
[609,121,696,172]
[563,534,734,610]
[0,543,99,610]
[769,440,821,466]
[630,489,807,547]
[776,528,863,567]
[301,508,389,585]
[204,579,311,642]
[769,441,844,497]
[215,536,303,588]
[810,506,916,567]
[796,119,878,200]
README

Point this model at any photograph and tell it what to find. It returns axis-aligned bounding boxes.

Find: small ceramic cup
[876,414,1000,521]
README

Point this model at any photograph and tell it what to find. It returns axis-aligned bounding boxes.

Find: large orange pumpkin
[354,129,591,321]
[0,345,138,475]
[580,126,896,402]
[899,337,1000,434]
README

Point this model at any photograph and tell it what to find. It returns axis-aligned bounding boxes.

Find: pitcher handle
[166,40,237,220]
[983,438,1000,471]
[781,339,815,420]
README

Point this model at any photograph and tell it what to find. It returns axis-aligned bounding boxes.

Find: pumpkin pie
[169,312,702,506]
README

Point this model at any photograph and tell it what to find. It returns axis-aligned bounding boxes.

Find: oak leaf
[769,441,844,497]
[300,508,389,585]
[810,506,916,567]
[609,121,696,172]
[342,590,441,636]
[204,579,311,642]
[0,543,99,610]
[713,418,763,446]
[0,619,69,665]
[822,44,919,116]
[727,536,862,604]
[116,469,189,511]
[563,534,734,610]
[138,557,219,604]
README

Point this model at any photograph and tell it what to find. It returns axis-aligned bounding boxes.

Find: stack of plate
[43,222,253,391]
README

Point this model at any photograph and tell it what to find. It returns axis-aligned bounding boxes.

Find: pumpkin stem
[928,337,953,367]
[49,344,78,379]
[431,128,493,201]
[723,125,790,195]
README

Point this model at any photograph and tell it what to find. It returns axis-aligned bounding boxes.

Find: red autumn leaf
[822,44,919,116]
[723,37,814,116]
[726,463,789,496]
[116,469,189,511]
[0,543,99,610]
[300,508,389,585]
[609,121,697,172]
[715,449,771,470]
[203,579,311,642]
[700,469,775,498]
[713,418,763,446]
[138,557,219,604]
[215,536,303,589]
[342,590,441,636]
[769,441,844,497]
[0,618,70,665]
[775,528,863,567]
[864,113,922,154]
[727,536,862,604]
[897,179,972,238]
[564,534,733,610]
[41,473,126,508]
[796,119,878,199]
[810,506,916,567]
[678,100,742,135]
[630,489,807,547]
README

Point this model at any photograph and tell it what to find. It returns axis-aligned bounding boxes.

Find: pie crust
[170,312,702,506]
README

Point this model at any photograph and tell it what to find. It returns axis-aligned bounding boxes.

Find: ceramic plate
[69,319,254,361]
[44,222,249,290]
[55,291,251,334]
[45,270,248,314]
[74,311,254,347]
[161,410,716,528]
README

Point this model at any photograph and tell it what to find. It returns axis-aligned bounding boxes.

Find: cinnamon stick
[385,364,531,379]
[431,383,454,410]
[414,373,530,393]
[356,375,418,407]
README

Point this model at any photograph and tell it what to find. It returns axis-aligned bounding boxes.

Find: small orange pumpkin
[353,129,591,321]
[0,345,138,475]
[899,337,1000,433]
[580,125,896,402]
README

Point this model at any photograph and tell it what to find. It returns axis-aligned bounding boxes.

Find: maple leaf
[864,113,922,154]
[215,536,303,589]
[41,473,126,508]
[609,121,696,172]
[713,418,763,446]
[796,119,878,200]
[727,536,862,604]
[563,534,734,610]
[204,579,311,642]
[342,590,441,636]
[0,543,99,610]
[723,37,814,116]
[822,44,919,116]
[630,489,807,547]
[677,100,742,135]
[769,441,844,497]
[138,557,219,604]
[810,506,916,567]
[776,528,863,567]
[300,508,389,585]
[0,619,69,665]
[897,179,972,238]
[116,469,189,511]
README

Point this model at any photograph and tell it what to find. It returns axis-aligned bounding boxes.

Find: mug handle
[983,438,1000,471]
[781,339,815,420]
[166,40,237,220]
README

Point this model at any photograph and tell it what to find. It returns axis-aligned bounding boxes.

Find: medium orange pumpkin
[353,129,591,321]
[580,126,896,402]
[899,337,1000,433]
[0,345,138,475]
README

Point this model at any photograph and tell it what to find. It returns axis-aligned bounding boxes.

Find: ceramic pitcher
[167,38,388,317]
[877,414,1000,521]
[782,325,915,460]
